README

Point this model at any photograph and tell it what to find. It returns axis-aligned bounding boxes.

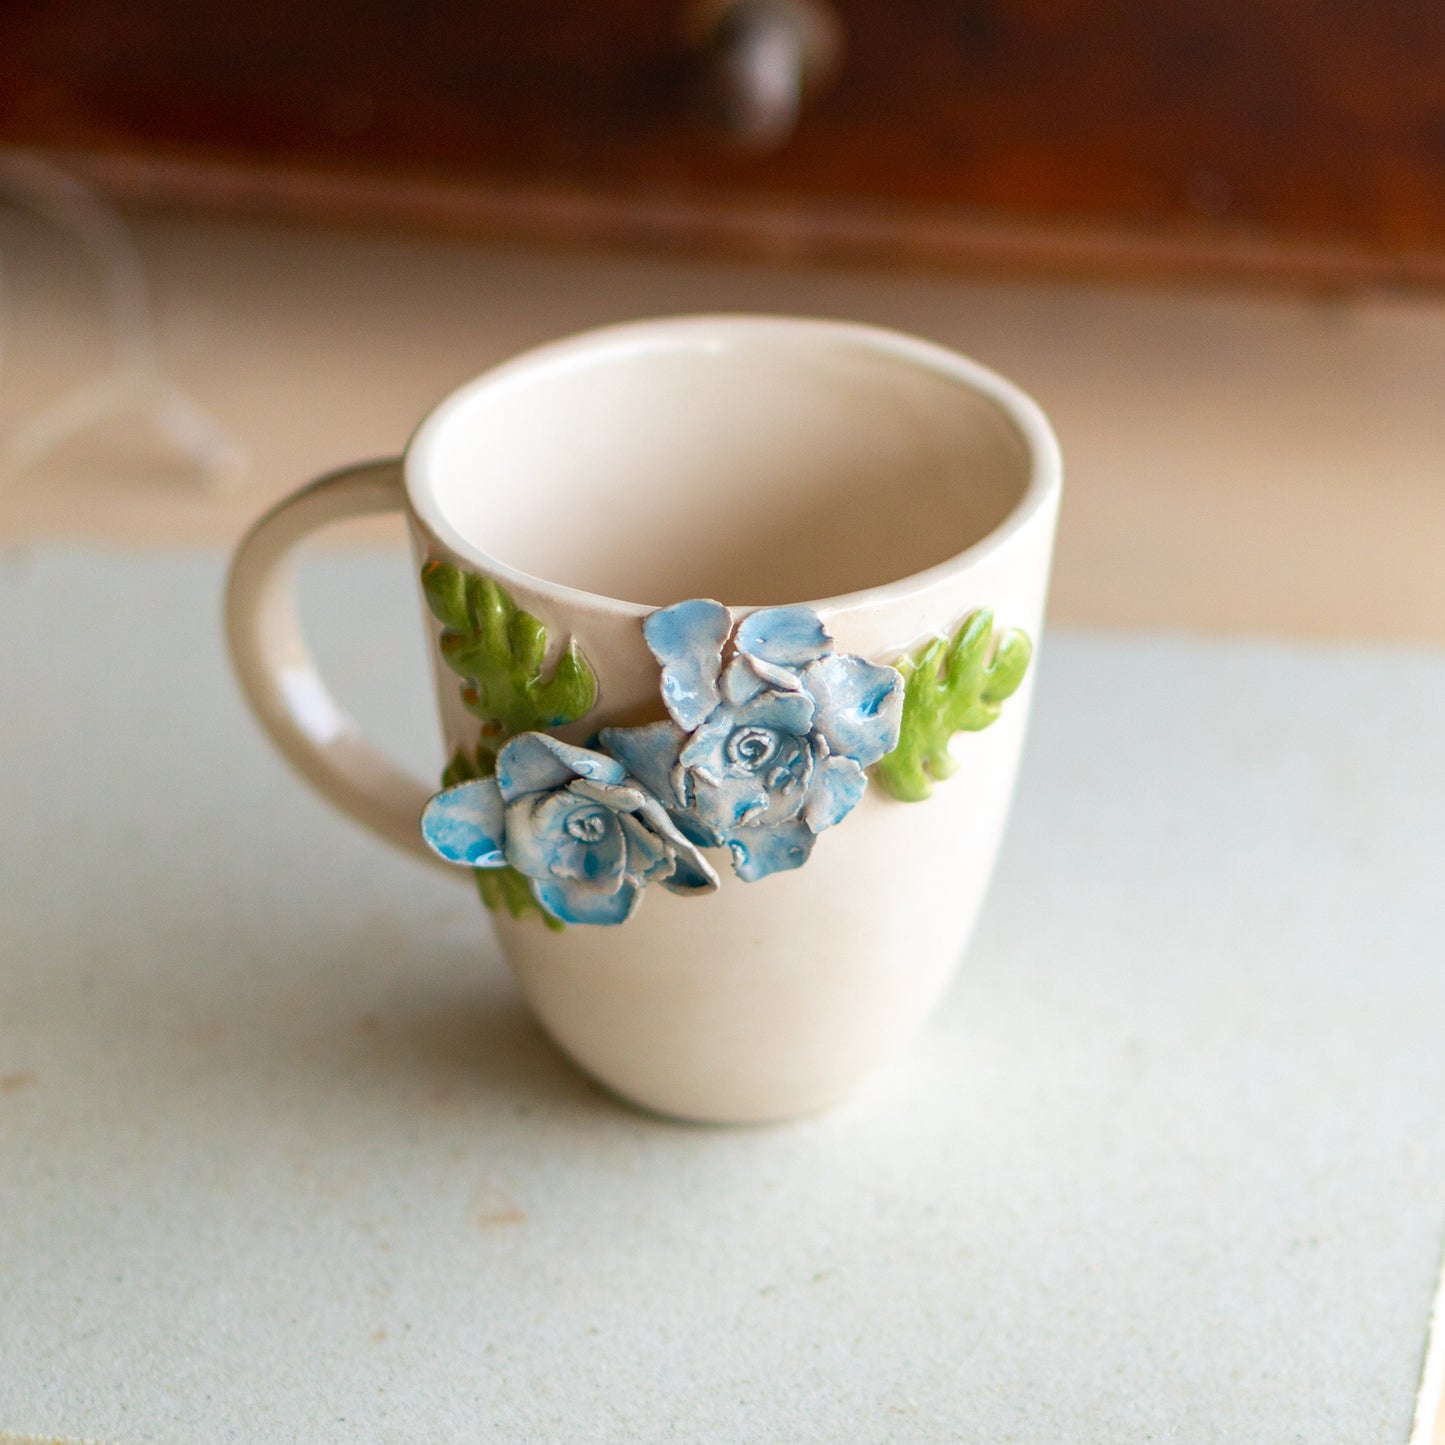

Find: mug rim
[403,313,1062,617]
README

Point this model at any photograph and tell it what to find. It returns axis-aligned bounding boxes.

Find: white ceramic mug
[226,316,1061,1123]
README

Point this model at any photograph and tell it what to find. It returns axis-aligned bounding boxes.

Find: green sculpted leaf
[423,561,598,740]
[530,641,598,730]
[872,609,1033,803]
[421,559,470,633]
[426,558,597,929]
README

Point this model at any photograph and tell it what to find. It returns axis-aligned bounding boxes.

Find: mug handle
[225,458,445,870]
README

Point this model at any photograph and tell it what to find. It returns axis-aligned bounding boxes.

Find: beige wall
[2,209,1442,642]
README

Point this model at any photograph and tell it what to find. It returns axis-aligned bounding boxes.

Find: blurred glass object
[0,152,246,493]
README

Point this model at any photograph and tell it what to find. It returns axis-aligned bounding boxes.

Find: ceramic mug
[226,315,1061,1123]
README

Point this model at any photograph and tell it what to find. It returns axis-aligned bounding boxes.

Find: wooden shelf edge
[15,144,1445,293]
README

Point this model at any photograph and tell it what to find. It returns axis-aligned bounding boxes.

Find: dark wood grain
[4,0,1445,287]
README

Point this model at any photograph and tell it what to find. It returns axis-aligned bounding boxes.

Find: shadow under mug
[226,315,1062,1123]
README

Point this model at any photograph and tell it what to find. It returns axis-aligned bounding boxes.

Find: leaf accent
[423,561,597,741]
[871,609,1032,802]
[425,558,597,930]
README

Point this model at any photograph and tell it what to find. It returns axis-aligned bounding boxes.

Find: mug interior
[410,319,1038,609]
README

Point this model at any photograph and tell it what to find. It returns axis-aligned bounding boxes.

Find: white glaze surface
[409,322,1031,607]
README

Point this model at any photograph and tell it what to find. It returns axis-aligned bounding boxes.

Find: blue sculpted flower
[601,600,904,881]
[421,733,718,925]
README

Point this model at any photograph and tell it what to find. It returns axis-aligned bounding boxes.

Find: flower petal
[725,817,816,881]
[495,732,625,802]
[535,879,641,926]
[802,654,905,767]
[568,776,648,813]
[678,717,734,785]
[421,778,507,867]
[631,795,720,893]
[802,754,867,833]
[598,721,686,808]
[735,606,832,667]
[668,808,723,851]
[659,851,719,894]
[720,656,766,706]
[761,736,815,816]
[690,772,770,836]
[617,812,673,883]
[643,598,732,731]
[503,792,626,892]
[737,688,815,736]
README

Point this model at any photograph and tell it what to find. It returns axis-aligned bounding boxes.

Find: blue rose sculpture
[422,733,718,925]
[602,600,905,882]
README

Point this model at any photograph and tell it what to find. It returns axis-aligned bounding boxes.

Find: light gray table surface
[2,546,1443,1444]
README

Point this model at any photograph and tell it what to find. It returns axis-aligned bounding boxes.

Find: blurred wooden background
[4,0,1445,288]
